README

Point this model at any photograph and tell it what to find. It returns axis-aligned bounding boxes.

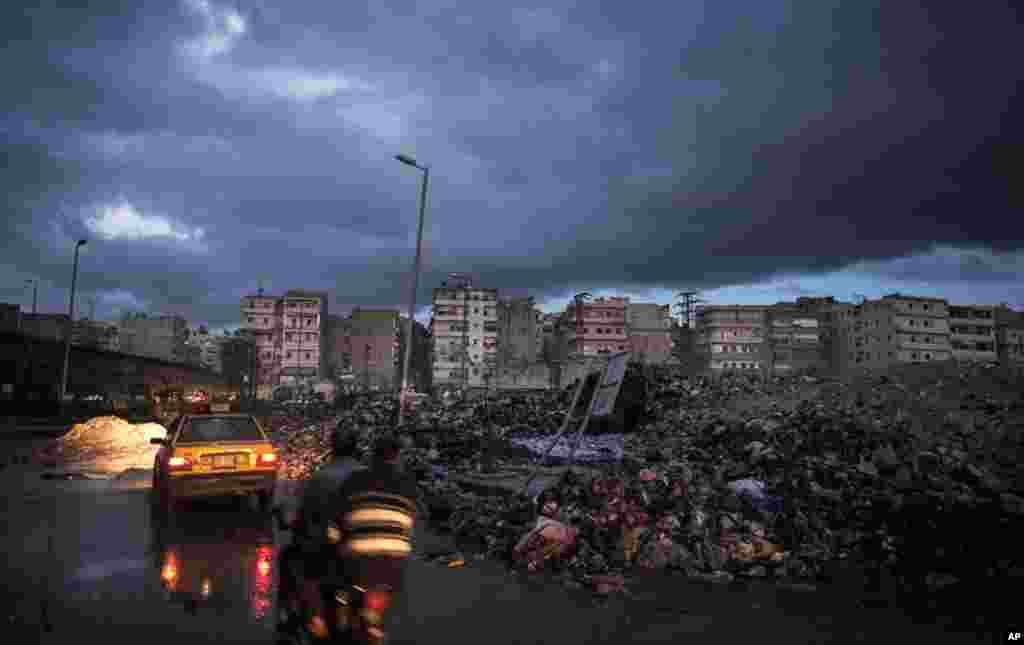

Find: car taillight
[161,551,178,587]
[168,456,193,470]
[364,591,390,612]
[255,546,273,579]
[258,452,277,466]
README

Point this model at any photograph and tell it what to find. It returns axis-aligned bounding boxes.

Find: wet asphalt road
[0,435,1007,644]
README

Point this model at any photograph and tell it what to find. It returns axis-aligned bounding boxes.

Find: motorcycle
[274,509,393,644]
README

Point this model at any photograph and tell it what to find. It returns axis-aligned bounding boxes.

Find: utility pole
[60,239,87,402]
[26,279,38,314]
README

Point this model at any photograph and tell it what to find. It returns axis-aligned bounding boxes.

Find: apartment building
[627,303,673,363]
[764,300,826,375]
[119,314,188,362]
[696,305,766,373]
[431,282,498,388]
[349,308,400,390]
[948,305,997,362]
[182,326,223,371]
[539,313,562,363]
[995,306,1024,366]
[73,319,121,353]
[497,297,540,368]
[835,294,952,371]
[241,293,282,385]
[561,296,630,358]
[881,294,952,364]
[326,314,353,380]
[240,290,328,388]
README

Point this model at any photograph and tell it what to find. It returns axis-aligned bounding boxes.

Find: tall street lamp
[395,153,430,412]
[60,239,87,402]
[26,279,38,314]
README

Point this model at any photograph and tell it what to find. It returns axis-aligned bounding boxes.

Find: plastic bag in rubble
[513,517,578,573]
[727,479,766,500]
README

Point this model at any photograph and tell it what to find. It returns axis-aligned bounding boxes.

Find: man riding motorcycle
[334,435,419,594]
[279,433,418,641]
[278,423,364,638]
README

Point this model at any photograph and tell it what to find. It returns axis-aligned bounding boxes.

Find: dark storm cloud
[1,0,1020,328]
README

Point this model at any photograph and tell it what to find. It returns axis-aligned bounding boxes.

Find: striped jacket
[332,465,419,590]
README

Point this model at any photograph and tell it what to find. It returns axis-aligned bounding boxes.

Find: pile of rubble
[35,416,168,473]
[412,365,1024,598]
[263,415,340,480]
[251,363,1024,604]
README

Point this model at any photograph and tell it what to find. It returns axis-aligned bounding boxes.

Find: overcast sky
[2,0,1021,332]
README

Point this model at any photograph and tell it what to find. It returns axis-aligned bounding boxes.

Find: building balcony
[951,335,996,346]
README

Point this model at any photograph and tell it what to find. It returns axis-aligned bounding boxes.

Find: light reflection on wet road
[147,500,277,623]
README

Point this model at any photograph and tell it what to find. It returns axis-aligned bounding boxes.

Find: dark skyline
[2,1,1021,328]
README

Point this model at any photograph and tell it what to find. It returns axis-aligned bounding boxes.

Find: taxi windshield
[176,417,264,443]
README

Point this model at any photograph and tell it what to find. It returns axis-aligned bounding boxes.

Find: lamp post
[26,279,38,314]
[395,153,430,417]
[60,239,87,402]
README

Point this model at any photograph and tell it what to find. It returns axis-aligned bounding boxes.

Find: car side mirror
[150,438,166,445]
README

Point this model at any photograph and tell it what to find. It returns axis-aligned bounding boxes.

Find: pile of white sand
[40,416,168,473]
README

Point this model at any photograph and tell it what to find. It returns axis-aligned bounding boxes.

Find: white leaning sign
[590,351,630,417]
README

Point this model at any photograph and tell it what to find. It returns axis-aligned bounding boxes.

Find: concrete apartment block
[949,305,997,362]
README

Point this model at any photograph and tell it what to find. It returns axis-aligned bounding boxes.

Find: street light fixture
[60,239,87,402]
[395,153,430,419]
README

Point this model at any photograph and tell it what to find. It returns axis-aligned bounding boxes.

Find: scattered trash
[246,362,1024,599]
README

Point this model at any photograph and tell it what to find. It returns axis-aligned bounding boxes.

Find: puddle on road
[62,501,281,629]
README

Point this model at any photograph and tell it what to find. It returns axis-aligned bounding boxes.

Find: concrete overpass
[0,331,235,412]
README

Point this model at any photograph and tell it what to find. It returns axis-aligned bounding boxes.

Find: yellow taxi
[151,413,278,513]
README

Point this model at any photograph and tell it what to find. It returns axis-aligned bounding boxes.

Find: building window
[305,352,311,360]
[286,352,293,359]
[923,304,930,311]
[616,328,622,334]
[911,352,919,360]
[923,320,930,327]
[924,353,931,360]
